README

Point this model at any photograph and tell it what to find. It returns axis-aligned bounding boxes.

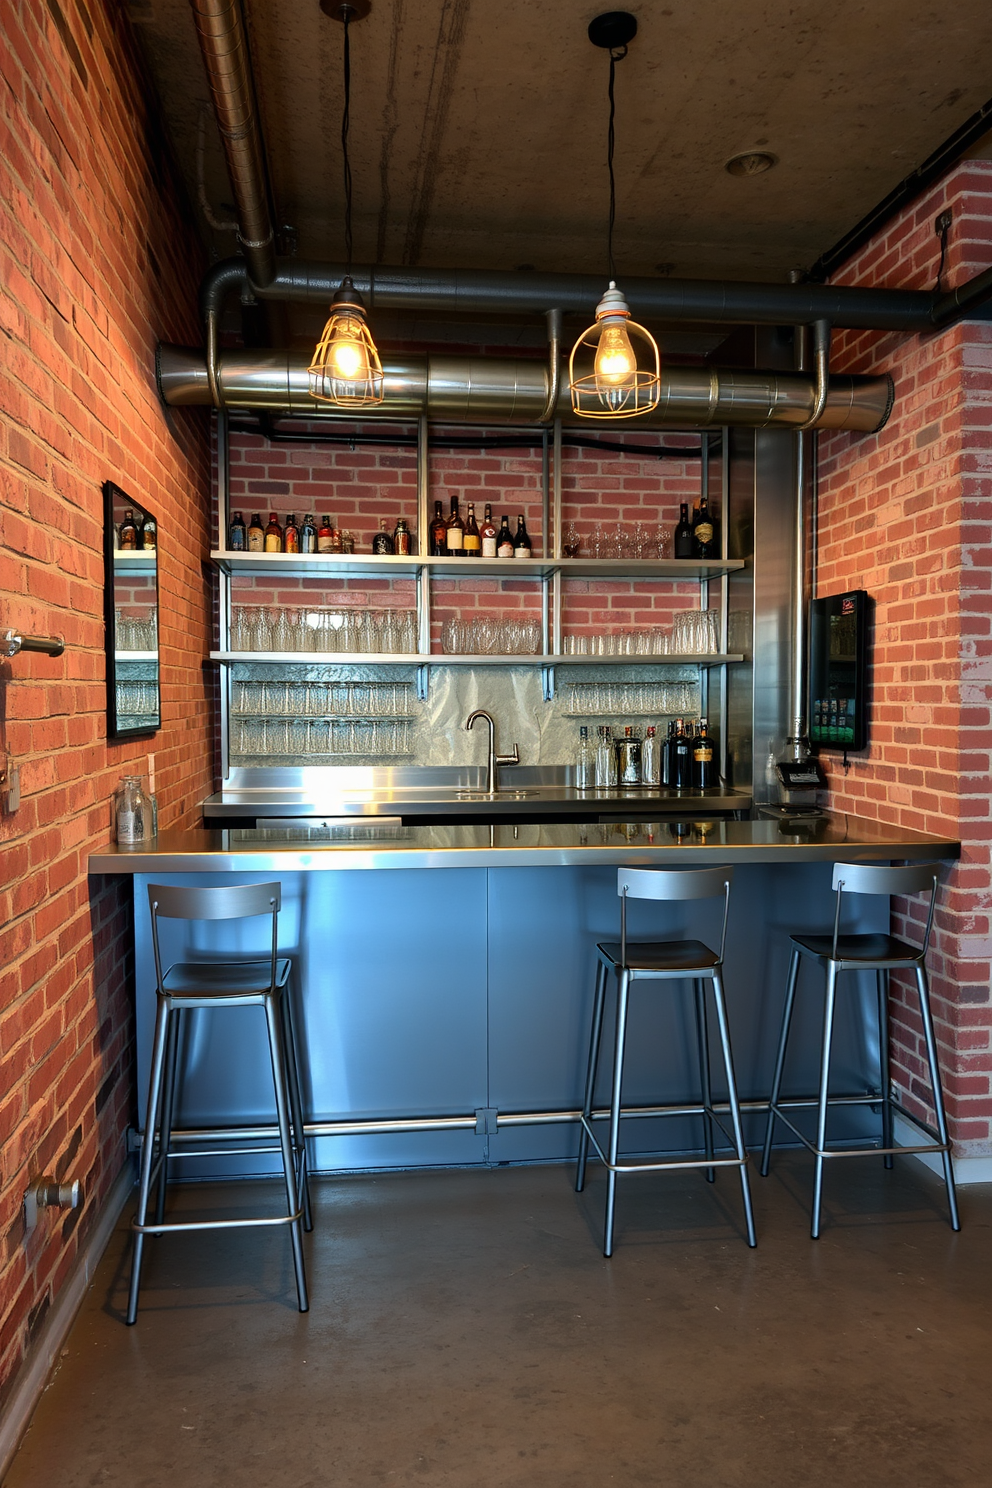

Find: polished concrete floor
[6,1154,992,1488]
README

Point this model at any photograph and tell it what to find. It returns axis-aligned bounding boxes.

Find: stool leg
[280,989,312,1233]
[877,970,894,1170]
[576,960,608,1194]
[264,994,309,1312]
[710,970,757,1248]
[694,978,715,1183]
[154,1007,181,1226]
[811,962,839,1240]
[761,947,802,1177]
[603,969,631,1258]
[914,964,961,1232]
[127,997,171,1325]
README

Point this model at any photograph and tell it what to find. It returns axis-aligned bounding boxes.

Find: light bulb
[594,320,636,387]
[329,318,370,381]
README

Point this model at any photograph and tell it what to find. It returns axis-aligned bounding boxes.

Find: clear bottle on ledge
[575,726,594,790]
[642,725,660,786]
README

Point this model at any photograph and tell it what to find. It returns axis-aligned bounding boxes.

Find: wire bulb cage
[569,281,660,419]
[308,277,385,407]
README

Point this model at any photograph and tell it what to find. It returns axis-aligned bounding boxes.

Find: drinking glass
[562,523,581,558]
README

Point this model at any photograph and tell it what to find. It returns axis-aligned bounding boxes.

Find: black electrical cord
[341,9,353,268]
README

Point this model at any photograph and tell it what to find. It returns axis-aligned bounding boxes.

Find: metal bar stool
[575,866,756,1257]
[127,882,312,1323]
[760,861,960,1238]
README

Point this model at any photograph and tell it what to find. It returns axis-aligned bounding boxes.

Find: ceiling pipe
[189,0,276,289]
[796,319,831,431]
[157,344,894,433]
[539,310,562,424]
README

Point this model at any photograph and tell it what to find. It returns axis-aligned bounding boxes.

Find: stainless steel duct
[190,0,276,288]
[157,345,894,432]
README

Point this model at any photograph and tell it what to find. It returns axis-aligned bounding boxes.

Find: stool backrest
[829,861,940,959]
[617,866,733,966]
[147,882,282,995]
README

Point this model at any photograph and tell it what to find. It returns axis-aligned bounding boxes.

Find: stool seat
[790,932,922,967]
[598,939,720,973]
[162,957,293,1000]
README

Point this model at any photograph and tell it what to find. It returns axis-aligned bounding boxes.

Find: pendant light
[308,2,384,407]
[569,12,660,420]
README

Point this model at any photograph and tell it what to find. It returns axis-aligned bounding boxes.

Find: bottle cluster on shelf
[430,500,532,557]
[561,610,721,657]
[673,494,717,559]
[231,716,414,759]
[575,719,716,790]
[231,606,418,654]
[113,509,157,551]
[230,512,358,554]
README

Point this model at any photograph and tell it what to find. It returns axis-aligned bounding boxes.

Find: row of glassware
[440,617,543,655]
[115,610,157,652]
[560,609,721,657]
[231,606,418,654]
[233,681,414,718]
[564,682,700,716]
[562,523,670,560]
[231,717,414,757]
[115,682,159,716]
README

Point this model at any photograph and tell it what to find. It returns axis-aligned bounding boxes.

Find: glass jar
[113,775,151,845]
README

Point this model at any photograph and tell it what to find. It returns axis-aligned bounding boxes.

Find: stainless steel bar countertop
[89,814,960,874]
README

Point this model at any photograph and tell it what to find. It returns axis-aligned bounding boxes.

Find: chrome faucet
[466,709,519,794]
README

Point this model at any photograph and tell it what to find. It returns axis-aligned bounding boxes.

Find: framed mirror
[103,480,160,739]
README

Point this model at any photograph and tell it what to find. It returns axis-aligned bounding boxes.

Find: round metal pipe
[157,344,894,432]
[190,0,276,287]
[198,255,936,332]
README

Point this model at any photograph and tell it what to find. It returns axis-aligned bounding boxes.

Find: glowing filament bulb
[329,318,369,381]
[595,320,637,386]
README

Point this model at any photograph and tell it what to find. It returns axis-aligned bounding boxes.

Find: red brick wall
[818,161,992,1154]
[0,0,212,1398]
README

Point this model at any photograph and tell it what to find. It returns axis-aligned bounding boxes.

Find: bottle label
[694,745,714,762]
[513,545,532,558]
[264,534,281,552]
[446,531,464,550]
[248,531,264,551]
[317,535,333,552]
[481,537,497,557]
[116,806,139,844]
[497,541,514,557]
[230,529,245,550]
[694,522,714,546]
[284,534,299,553]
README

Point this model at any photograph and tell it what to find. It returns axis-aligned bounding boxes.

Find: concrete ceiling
[131,0,992,285]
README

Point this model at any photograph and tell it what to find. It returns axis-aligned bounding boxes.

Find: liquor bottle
[317,515,335,553]
[283,514,300,553]
[642,725,660,786]
[673,719,693,789]
[140,513,157,550]
[692,717,716,789]
[372,517,394,555]
[329,525,344,553]
[662,720,675,785]
[463,503,481,555]
[264,513,282,552]
[617,725,642,786]
[595,726,618,788]
[445,496,464,552]
[228,511,246,551]
[513,513,532,558]
[575,726,595,790]
[300,514,318,554]
[119,510,138,550]
[692,494,716,559]
[429,500,447,556]
[247,513,265,551]
[496,514,514,558]
[393,517,411,556]
[480,503,497,557]
[673,502,694,559]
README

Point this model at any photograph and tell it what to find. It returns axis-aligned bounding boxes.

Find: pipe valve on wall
[24,1178,82,1234]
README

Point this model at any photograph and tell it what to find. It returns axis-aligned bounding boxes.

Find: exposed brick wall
[0,0,212,1399]
[818,161,992,1154]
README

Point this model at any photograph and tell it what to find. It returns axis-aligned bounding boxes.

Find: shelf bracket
[541,665,555,702]
[416,664,430,701]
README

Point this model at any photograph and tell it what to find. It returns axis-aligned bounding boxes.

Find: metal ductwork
[190,0,276,288]
[158,345,894,432]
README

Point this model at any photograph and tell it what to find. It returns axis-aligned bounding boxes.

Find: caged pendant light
[569,12,660,420]
[308,2,384,407]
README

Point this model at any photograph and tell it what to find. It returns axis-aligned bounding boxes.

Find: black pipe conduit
[234,417,704,459]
